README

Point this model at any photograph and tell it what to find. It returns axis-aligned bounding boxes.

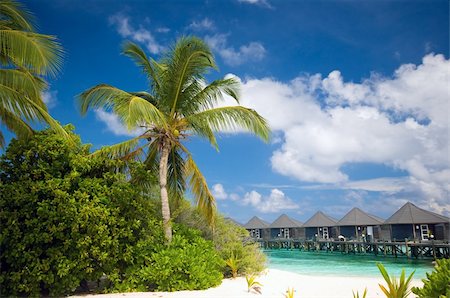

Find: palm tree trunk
[159,139,172,243]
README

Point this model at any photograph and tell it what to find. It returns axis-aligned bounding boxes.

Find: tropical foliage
[0,127,162,296]
[116,226,224,292]
[0,0,67,147]
[412,258,450,298]
[377,263,415,298]
[352,288,367,298]
[0,128,259,295]
[246,274,262,294]
[225,253,240,278]
[172,201,267,276]
[285,287,296,298]
[78,37,270,242]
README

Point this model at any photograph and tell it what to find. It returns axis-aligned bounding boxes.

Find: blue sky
[11,0,450,223]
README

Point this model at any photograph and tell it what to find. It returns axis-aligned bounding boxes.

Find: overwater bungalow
[336,208,383,241]
[244,216,270,240]
[302,211,338,240]
[383,202,450,242]
[269,214,304,239]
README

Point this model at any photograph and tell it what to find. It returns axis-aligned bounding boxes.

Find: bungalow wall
[380,225,392,241]
[270,227,298,239]
[339,226,356,239]
[305,227,337,240]
[296,227,306,239]
[247,228,270,240]
[435,223,450,241]
[391,224,414,241]
[390,223,449,241]
[338,226,380,241]
[305,227,317,240]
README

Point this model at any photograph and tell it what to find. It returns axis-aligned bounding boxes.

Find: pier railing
[257,238,450,259]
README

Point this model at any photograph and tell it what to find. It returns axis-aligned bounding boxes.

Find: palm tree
[0,0,67,148]
[78,37,270,242]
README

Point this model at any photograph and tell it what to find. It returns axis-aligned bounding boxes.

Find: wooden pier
[258,239,450,259]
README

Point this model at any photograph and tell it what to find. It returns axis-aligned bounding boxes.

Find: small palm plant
[352,288,367,298]
[377,263,415,298]
[246,274,262,294]
[285,287,295,298]
[225,253,240,278]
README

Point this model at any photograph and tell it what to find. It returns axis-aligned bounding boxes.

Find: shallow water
[264,249,434,279]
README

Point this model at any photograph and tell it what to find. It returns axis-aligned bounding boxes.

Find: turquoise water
[264,249,434,279]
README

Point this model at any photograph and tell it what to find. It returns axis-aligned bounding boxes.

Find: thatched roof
[384,202,450,224]
[269,214,303,228]
[303,211,337,227]
[244,216,270,229]
[337,207,383,226]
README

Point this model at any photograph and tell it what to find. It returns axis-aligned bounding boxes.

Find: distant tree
[78,36,270,242]
[0,0,67,148]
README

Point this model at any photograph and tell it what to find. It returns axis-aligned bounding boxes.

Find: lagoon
[264,249,434,279]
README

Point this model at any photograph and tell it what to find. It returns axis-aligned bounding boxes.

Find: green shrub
[212,216,266,276]
[0,128,161,296]
[174,203,266,276]
[412,258,450,298]
[116,226,224,291]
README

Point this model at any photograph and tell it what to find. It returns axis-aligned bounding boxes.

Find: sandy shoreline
[70,269,423,298]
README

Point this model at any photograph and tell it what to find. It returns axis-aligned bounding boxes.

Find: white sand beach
[71,269,424,298]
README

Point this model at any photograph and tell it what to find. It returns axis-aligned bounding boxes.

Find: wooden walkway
[258,239,450,259]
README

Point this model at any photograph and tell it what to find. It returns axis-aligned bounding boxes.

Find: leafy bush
[0,128,161,296]
[115,226,224,291]
[174,203,266,276]
[212,216,266,276]
[412,258,450,298]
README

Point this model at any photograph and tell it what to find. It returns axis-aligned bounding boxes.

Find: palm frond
[159,36,216,116]
[185,116,218,150]
[0,0,34,31]
[185,154,215,226]
[129,91,157,106]
[122,41,161,91]
[143,139,160,172]
[78,84,167,129]
[91,136,144,160]
[0,68,47,106]
[0,82,44,120]
[23,96,71,142]
[0,30,63,76]
[0,105,33,147]
[185,77,241,115]
[187,106,270,143]
[167,147,186,204]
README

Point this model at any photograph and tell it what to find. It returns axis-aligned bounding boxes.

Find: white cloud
[238,0,272,8]
[242,189,299,213]
[109,13,165,54]
[41,90,58,108]
[188,18,215,31]
[212,183,228,200]
[222,53,449,214]
[156,27,170,33]
[229,193,240,201]
[95,109,145,137]
[205,34,266,66]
